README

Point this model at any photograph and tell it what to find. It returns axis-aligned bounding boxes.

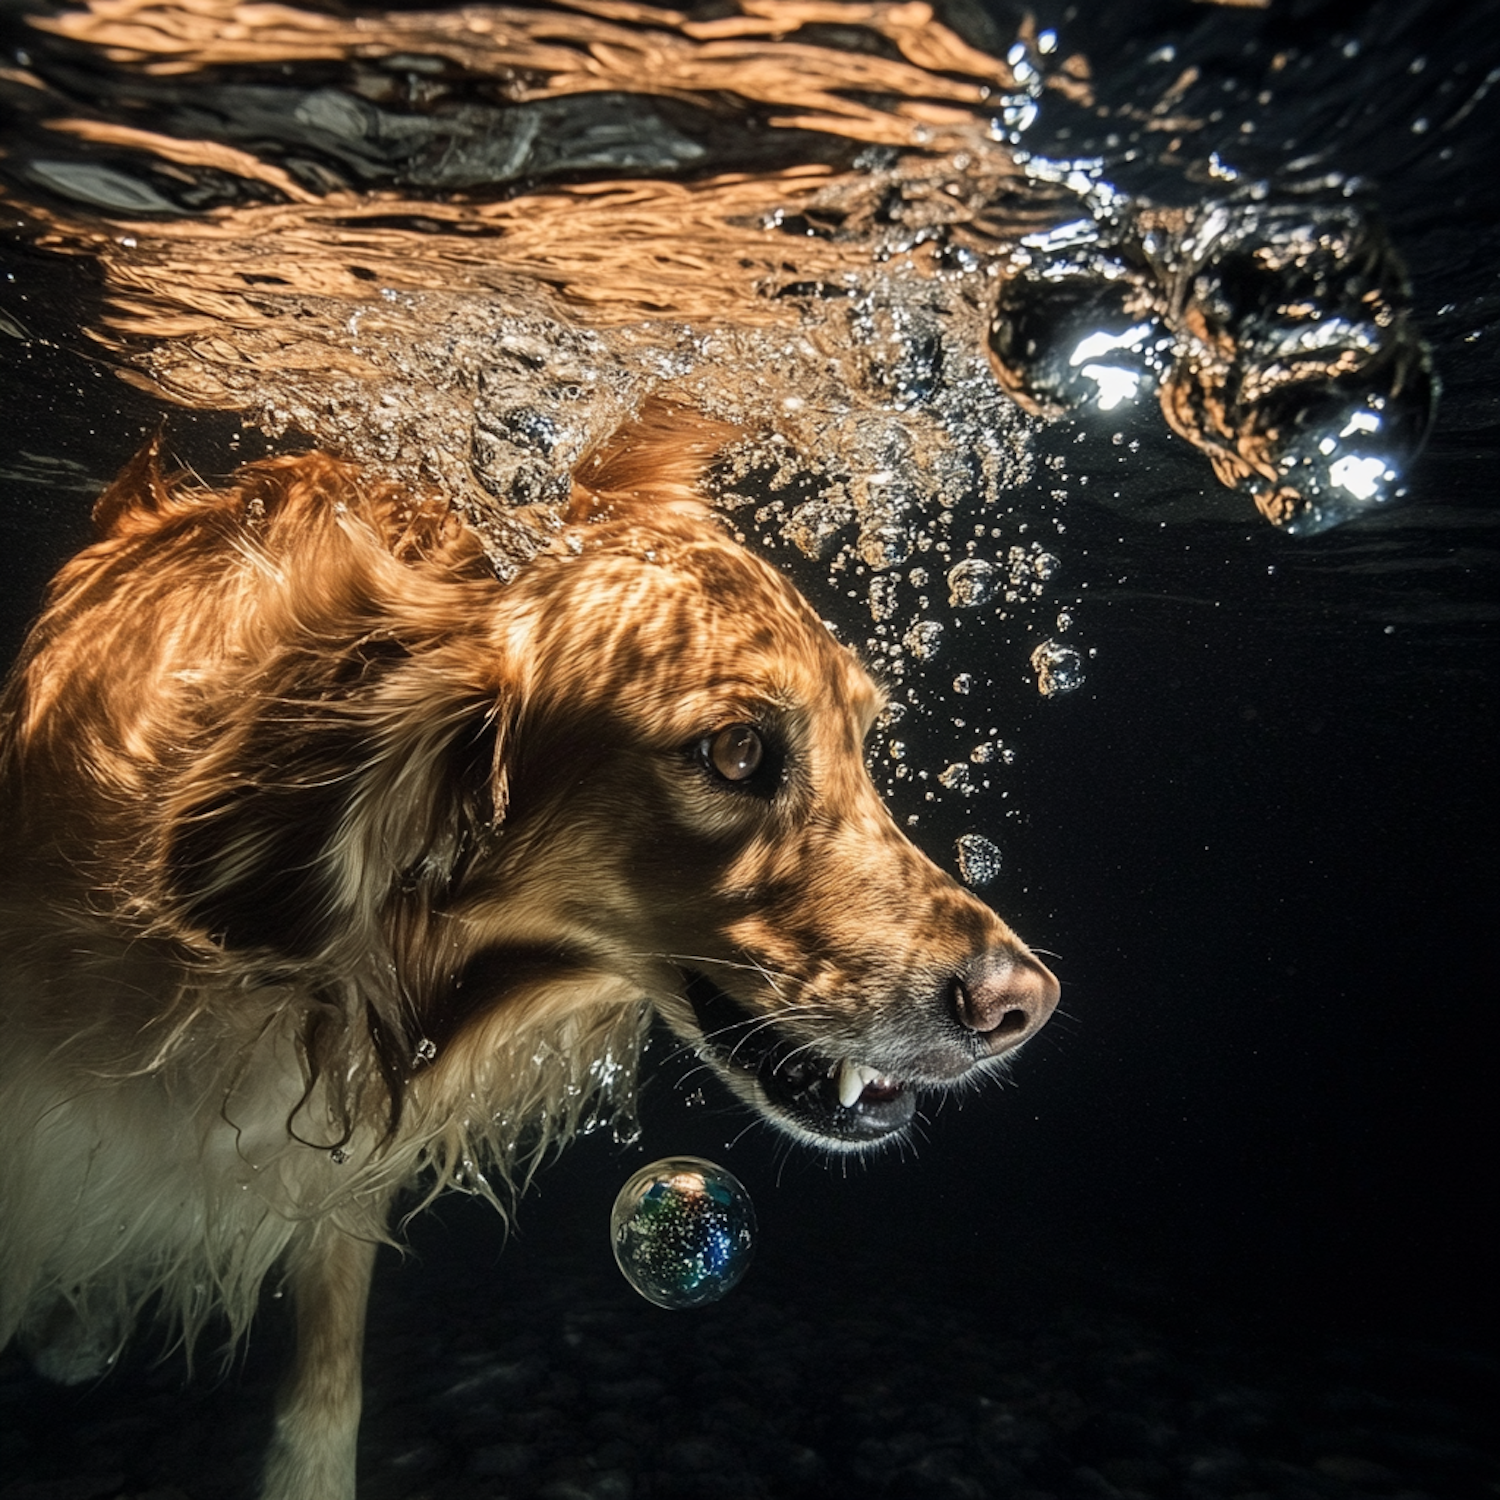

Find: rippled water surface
[5,0,1488,869]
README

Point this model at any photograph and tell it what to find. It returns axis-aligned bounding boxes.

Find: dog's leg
[260,1222,383,1500]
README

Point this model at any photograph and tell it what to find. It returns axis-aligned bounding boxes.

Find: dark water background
[1,0,1496,1496]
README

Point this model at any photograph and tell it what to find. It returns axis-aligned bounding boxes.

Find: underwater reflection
[1,0,1434,557]
[990,194,1436,534]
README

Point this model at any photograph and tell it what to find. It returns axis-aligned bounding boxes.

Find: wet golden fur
[0,414,1055,1498]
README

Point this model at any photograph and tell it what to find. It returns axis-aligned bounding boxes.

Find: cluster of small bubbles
[868,573,900,622]
[1004,542,1060,601]
[412,1037,438,1065]
[455,1155,493,1196]
[903,620,944,661]
[578,1102,643,1145]
[784,496,848,558]
[1031,639,1086,697]
[970,741,997,764]
[858,521,910,570]
[848,291,949,410]
[938,762,978,795]
[955,833,1004,887]
[953,672,973,694]
[947,557,995,607]
[1056,608,1074,632]
[611,1157,756,1310]
[989,34,1050,143]
[589,1051,624,1088]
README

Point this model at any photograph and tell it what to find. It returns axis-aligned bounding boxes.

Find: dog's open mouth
[682,970,918,1145]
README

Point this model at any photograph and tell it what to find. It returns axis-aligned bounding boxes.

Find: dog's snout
[949,950,1060,1053]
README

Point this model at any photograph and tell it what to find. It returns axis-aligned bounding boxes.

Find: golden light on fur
[0,414,1056,1498]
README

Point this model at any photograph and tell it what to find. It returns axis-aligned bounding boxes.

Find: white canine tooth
[836,1060,885,1108]
[836,1058,865,1108]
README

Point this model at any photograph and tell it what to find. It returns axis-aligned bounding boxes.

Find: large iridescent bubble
[610,1157,756,1310]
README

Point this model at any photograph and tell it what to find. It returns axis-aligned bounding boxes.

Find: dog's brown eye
[705,724,764,783]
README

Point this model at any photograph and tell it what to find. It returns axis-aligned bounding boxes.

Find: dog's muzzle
[681,954,1058,1147]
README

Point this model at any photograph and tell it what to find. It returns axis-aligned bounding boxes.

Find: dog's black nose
[949,950,1059,1053]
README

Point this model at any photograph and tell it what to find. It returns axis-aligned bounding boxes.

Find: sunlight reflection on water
[0,0,1440,853]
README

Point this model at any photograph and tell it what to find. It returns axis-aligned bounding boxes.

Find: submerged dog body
[0,426,1056,1497]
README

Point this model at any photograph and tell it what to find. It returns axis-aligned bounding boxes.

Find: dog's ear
[91,431,184,538]
[162,659,509,967]
[567,397,741,526]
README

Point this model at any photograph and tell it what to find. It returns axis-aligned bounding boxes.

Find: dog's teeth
[836,1059,885,1108]
[836,1059,864,1108]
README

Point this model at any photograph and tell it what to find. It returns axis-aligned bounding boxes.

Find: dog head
[456,500,1058,1149]
[103,430,1055,1156]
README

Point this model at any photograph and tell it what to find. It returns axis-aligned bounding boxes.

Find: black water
[2,0,1496,1497]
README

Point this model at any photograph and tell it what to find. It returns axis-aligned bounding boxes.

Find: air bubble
[947,558,995,608]
[955,833,1003,887]
[938,762,975,794]
[611,1158,755,1309]
[784,498,849,559]
[868,574,900,622]
[903,620,944,661]
[858,521,910,570]
[1031,640,1086,697]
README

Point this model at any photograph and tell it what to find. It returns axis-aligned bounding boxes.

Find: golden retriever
[0,410,1057,1499]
